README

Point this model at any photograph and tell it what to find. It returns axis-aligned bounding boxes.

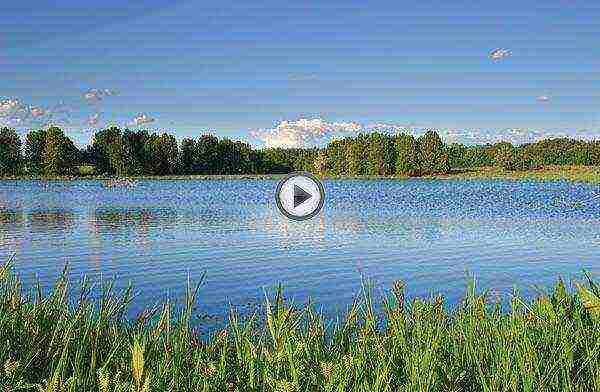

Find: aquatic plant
[0,257,600,391]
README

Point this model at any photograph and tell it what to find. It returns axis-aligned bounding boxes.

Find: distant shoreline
[1,166,599,183]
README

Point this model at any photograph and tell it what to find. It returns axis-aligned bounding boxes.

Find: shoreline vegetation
[2,165,600,184]
[2,259,600,390]
[2,126,600,182]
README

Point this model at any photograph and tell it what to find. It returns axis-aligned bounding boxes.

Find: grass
[3,166,600,183]
[440,165,600,183]
[2,258,600,391]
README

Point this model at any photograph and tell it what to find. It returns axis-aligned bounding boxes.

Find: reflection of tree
[92,207,178,237]
[0,208,24,228]
[0,208,24,251]
[27,209,75,232]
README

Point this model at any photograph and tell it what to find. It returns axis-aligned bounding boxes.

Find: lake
[1,178,599,327]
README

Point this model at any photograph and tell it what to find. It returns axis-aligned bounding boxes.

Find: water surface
[1,178,599,324]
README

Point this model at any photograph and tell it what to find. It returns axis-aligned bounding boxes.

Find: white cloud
[288,73,319,81]
[0,98,57,128]
[365,122,421,134]
[0,98,21,117]
[83,88,118,103]
[489,48,511,61]
[536,95,550,102]
[86,113,101,127]
[30,107,46,118]
[249,118,566,148]
[129,113,155,126]
[250,118,362,148]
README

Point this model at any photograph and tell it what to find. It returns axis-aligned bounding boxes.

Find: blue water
[0,178,599,325]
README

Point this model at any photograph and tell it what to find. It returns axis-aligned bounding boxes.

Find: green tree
[107,138,128,176]
[90,127,122,174]
[313,150,328,176]
[493,142,516,171]
[180,138,196,174]
[345,138,361,176]
[195,134,220,174]
[367,132,386,175]
[418,130,449,174]
[121,130,149,175]
[325,139,347,176]
[215,139,255,174]
[144,133,179,175]
[41,127,77,176]
[24,129,48,174]
[395,133,420,176]
[0,127,22,176]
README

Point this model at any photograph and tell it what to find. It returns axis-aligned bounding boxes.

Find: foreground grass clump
[2,261,600,391]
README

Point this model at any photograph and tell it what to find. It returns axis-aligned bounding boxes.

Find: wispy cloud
[489,48,511,61]
[288,73,319,82]
[536,95,550,103]
[83,88,118,103]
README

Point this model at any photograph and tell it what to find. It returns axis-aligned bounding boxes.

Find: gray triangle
[293,184,312,208]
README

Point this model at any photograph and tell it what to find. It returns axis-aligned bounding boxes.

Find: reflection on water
[93,207,178,232]
[0,179,598,322]
[0,208,24,227]
[28,209,75,232]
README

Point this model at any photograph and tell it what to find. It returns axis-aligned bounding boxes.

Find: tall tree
[367,132,386,176]
[24,129,47,174]
[90,127,122,175]
[144,133,179,175]
[493,142,516,171]
[42,127,77,176]
[121,130,149,175]
[345,138,361,176]
[418,130,449,175]
[180,138,196,175]
[0,128,22,176]
[195,134,220,174]
[313,150,328,176]
[395,133,420,176]
[326,139,347,176]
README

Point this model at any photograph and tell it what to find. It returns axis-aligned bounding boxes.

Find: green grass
[3,259,600,391]
[442,165,600,183]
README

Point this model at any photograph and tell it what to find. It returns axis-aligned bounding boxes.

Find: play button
[293,185,312,208]
[275,172,325,221]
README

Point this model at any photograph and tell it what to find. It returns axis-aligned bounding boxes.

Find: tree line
[0,126,599,177]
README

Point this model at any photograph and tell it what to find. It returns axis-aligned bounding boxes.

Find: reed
[1,257,600,391]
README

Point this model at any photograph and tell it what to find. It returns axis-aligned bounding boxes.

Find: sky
[1,0,599,147]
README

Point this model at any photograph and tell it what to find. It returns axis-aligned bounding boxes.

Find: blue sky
[1,0,599,147]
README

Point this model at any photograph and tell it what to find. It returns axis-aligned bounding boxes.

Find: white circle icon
[275,172,325,221]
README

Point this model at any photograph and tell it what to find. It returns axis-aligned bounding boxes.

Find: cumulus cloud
[129,113,155,126]
[0,98,21,117]
[249,118,594,148]
[0,98,57,128]
[250,118,362,148]
[489,48,511,61]
[29,107,46,118]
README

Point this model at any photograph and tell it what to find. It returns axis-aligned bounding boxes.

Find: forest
[0,126,599,177]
